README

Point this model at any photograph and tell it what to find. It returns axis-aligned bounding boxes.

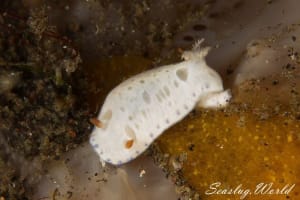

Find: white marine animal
[90,40,231,165]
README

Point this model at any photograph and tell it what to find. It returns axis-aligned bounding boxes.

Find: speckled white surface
[29,0,300,199]
[90,43,231,165]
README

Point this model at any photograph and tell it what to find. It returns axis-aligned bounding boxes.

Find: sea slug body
[90,40,231,165]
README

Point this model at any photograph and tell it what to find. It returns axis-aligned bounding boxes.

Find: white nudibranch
[90,39,231,165]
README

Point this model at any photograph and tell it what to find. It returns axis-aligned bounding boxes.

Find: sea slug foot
[197,89,232,109]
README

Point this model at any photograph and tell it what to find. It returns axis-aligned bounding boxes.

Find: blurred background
[1,0,300,200]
